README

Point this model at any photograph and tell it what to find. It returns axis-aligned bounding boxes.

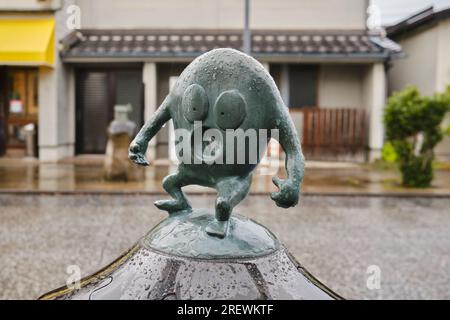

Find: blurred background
[0,0,449,300]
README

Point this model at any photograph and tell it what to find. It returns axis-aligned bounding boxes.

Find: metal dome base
[39,210,342,300]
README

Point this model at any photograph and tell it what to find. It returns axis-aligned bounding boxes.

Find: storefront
[60,28,398,162]
[74,65,144,154]
[0,18,54,157]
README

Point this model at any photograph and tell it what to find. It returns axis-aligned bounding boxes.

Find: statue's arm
[270,100,305,208]
[129,97,172,166]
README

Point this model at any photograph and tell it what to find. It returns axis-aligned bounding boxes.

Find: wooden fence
[296,107,368,161]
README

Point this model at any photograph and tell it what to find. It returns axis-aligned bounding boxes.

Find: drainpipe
[243,0,251,55]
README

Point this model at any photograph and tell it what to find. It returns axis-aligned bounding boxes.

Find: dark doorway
[267,63,319,109]
[75,67,144,154]
[288,64,319,109]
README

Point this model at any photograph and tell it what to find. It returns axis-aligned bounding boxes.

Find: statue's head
[167,48,282,168]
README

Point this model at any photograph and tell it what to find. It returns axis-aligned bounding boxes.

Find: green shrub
[381,142,397,163]
[384,85,450,187]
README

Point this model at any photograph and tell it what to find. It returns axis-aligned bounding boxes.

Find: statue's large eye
[214,90,247,130]
[182,84,209,122]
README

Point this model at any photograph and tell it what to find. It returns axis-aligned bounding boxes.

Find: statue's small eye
[214,90,247,130]
[182,84,209,122]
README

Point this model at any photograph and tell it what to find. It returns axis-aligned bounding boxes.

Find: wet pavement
[0,194,449,300]
[1,156,450,196]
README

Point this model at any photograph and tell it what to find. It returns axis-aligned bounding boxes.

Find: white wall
[388,25,438,96]
[389,19,450,160]
[436,19,450,92]
[75,0,367,30]
[315,63,387,161]
[318,64,365,108]
[38,0,76,161]
[0,0,61,11]
[435,19,450,160]
[363,63,386,161]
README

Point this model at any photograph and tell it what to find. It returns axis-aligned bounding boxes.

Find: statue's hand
[270,177,299,208]
[128,141,149,166]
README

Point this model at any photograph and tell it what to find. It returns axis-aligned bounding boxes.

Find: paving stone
[0,194,449,300]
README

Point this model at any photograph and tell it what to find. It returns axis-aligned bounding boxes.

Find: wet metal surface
[143,210,280,259]
[40,246,337,300]
[0,194,449,299]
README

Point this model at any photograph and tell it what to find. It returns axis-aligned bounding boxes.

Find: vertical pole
[243,0,251,55]
[367,63,386,161]
[143,62,158,162]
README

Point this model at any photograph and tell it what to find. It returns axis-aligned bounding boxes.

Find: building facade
[0,0,401,162]
[387,6,450,160]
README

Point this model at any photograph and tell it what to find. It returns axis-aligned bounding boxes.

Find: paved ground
[1,156,450,195]
[0,194,448,300]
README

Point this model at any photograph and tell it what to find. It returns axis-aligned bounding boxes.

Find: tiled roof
[386,6,450,38]
[60,29,401,61]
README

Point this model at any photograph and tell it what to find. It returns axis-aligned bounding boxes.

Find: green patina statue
[129,48,304,238]
[39,49,342,301]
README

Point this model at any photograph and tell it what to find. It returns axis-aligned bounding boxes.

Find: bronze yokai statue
[40,49,342,301]
[129,48,305,238]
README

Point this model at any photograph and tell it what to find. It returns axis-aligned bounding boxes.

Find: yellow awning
[0,18,55,66]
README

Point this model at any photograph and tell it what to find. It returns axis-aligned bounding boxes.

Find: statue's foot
[154,199,191,214]
[205,220,229,239]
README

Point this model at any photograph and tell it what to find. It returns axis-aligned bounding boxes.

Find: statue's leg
[154,171,192,214]
[205,174,252,238]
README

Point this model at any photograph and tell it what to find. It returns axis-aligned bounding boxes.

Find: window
[289,65,318,109]
[4,69,39,149]
[8,69,38,117]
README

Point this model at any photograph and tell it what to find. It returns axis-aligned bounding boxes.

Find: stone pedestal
[104,112,143,181]
[39,210,341,300]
